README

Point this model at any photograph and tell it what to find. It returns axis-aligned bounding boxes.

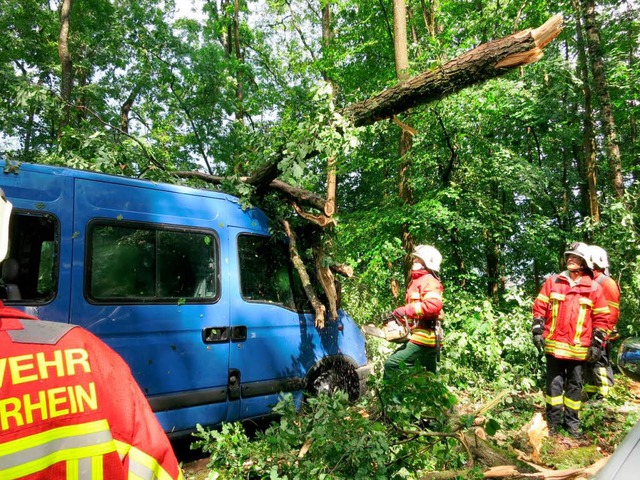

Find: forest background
[1,0,640,478]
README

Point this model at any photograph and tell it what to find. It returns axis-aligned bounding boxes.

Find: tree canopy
[1,0,639,329]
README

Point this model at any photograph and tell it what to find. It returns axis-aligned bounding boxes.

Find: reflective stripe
[536,293,549,303]
[545,395,563,406]
[410,329,437,347]
[596,367,610,396]
[578,297,593,308]
[564,396,581,411]
[128,445,179,480]
[545,339,588,360]
[593,306,610,314]
[409,292,421,301]
[550,292,565,301]
[0,420,115,479]
[573,300,590,345]
[412,302,423,316]
[607,301,620,309]
[66,457,100,480]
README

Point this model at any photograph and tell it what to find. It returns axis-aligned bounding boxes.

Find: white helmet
[564,242,593,269]
[588,245,609,270]
[412,245,442,273]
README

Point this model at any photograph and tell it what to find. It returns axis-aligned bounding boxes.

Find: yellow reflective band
[583,385,598,393]
[563,397,582,411]
[607,301,620,309]
[409,292,421,301]
[536,294,549,304]
[593,306,610,314]
[574,304,588,345]
[550,292,565,301]
[413,303,423,316]
[544,340,588,360]
[545,395,563,406]
[66,458,78,480]
[578,297,593,308]
[596,367,610,396]
[409,330,436,347]
[0,420,115,479]
[127,445,184,480]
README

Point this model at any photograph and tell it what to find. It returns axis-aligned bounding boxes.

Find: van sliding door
[70,178,230,434]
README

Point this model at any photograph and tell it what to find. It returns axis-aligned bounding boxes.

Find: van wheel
[309,365,357,400]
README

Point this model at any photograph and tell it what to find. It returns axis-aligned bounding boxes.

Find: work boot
[566,426,585,440]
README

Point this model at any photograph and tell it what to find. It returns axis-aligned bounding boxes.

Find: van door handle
[231,326,247,342]
[202,327,229,344]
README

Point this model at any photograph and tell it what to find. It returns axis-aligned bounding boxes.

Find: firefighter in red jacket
[583,245,621,400]
[0,191,183,480]
[384,245,444,378]
[532,242,610,438]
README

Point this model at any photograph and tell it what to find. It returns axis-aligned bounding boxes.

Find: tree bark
[580,0,625,198]
[342,15,563,127]
[393,0,416,282]
[572,1,599,221]
[58,0,74,135]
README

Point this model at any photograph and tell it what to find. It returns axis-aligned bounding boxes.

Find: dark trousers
[384,342,437,380]
[583,350,614,397]
[545,355,584,431]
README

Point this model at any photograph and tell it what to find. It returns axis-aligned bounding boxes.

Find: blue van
[0,160,370,436]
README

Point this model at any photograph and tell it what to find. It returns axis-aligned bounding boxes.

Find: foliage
[193,392,392,479]
[3,0,640,477]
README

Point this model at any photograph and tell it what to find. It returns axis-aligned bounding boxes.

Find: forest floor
[175,380,640,479]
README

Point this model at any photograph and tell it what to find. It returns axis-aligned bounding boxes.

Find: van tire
[307,361,358,401]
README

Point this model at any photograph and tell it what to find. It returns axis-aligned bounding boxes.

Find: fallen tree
[174,15,564,325]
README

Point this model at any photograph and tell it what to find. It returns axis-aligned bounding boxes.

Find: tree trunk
[572,1,599,221]
[58,0,74,135]
[393,0,416,281]
[580,0,625,198]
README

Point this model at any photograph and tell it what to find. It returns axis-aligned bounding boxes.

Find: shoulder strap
[8,319,76,345]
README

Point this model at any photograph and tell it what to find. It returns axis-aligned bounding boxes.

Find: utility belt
[415,319,437,330]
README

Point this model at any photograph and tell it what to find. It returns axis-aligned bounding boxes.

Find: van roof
[0,160,271,232]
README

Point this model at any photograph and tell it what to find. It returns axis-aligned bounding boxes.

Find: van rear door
[70,177,230,433]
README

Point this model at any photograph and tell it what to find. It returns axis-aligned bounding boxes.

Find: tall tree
[580,0,624,198]
[58,0,74,134]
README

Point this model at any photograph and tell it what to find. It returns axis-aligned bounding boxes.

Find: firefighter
[583,245,621,400]
[384,245,444,378]
[0,190,184,480]
[531,242,610,438]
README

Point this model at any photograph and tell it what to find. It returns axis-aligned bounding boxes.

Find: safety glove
[532,317,545,353]
[379,311,397,325]
[392,306,408,321]
[588,328,606,363]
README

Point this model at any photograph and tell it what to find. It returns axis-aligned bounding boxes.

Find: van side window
[0,211,58,303]
[87,222,218,303]
[238,235,298,309]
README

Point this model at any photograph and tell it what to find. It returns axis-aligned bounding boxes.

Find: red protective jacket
[395,270,444,347]
[593,270,621,333]
[532,272,610,361]
[0,303,183,480]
